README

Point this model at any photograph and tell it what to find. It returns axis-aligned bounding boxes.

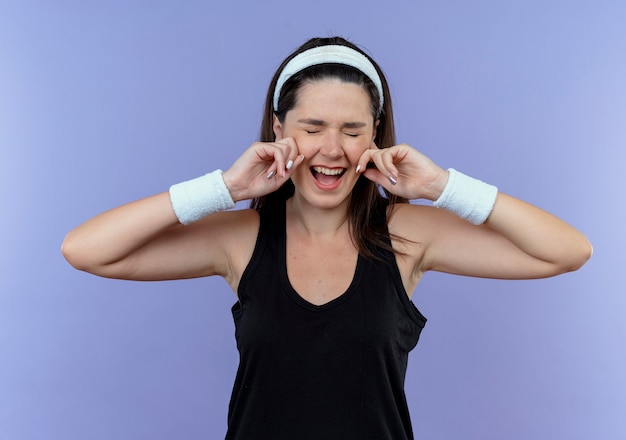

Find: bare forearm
[486,193,592,272]
[62,192,179,272]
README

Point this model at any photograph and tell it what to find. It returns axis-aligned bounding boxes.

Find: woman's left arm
[358,144,593,279]
[486,192,592,274]
[418,191,593,279]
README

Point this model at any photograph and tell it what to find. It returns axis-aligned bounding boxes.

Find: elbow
[577,237,594,269]
[61,231,127,278]
[61,232,84,270]
[560,236,593,274]
[61,231,96,273]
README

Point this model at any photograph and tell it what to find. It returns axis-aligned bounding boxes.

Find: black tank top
[226,201,427,440]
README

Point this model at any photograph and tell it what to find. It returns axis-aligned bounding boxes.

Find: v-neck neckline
[277,202,364,311]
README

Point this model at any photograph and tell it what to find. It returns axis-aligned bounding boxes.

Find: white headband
[273,45,384,114]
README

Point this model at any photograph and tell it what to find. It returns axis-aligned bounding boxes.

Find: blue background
[1,1,624,438]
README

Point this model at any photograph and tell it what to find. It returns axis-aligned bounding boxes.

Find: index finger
[356,141,380,174]
[271,137,300,177]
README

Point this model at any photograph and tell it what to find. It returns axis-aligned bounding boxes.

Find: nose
[319,130,343,158]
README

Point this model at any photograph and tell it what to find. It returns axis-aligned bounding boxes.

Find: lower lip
[311,171,345,191]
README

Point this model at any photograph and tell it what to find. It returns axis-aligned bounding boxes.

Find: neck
[286,195,351,239]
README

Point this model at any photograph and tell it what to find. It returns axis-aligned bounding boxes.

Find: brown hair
[251,36,408,259]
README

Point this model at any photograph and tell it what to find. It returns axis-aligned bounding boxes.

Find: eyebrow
[297,118,367,129]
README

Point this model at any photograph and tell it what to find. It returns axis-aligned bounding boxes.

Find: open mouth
[311,166,346,186]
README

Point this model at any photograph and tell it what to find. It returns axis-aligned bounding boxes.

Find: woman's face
[273,79,377,210]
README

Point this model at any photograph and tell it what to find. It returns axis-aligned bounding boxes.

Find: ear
[273,115,284,141]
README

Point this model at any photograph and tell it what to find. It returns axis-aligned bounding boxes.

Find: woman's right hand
[222,138,304,202]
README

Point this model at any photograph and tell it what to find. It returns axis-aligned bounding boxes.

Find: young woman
[62,36,592,439]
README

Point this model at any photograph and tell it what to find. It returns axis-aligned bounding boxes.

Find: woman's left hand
[357,143,449,201]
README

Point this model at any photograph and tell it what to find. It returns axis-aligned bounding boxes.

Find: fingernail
[286,160,293,170]
[356,164,361,174]
[389,175,397,185]
[266,171,275,179]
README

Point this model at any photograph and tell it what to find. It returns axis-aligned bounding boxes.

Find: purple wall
[1,1,624,439]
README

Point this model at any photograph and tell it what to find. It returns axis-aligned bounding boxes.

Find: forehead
[288,79,373,120]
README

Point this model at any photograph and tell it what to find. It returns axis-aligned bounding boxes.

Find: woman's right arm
[61,192,241,281]
[62,138,303,282]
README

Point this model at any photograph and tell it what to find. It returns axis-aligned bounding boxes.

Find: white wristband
[433,168,498,225]
[169,170,235,225]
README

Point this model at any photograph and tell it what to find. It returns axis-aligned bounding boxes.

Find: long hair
[251,36,408,259]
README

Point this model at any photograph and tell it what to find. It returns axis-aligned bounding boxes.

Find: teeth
[312,166,345,176]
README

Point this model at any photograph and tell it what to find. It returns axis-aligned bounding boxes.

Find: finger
[260,144,287,178]
[378,149,400,184]
[265,162,277,180]
[269,154,305,187]
[362,167,391,189]
[368,149,398,185]
[251,146,276,180]
[356,148,376,174]
[284,154,306,180]
[273,138,299,177]
[278,137,300,174]
[272,145,288,178]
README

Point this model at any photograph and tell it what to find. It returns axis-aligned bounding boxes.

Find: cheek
[290,135,317,156]
[345,139,372,160]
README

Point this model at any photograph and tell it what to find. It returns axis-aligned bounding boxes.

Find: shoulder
[387,202,465,241]
[183,207,260,276]
[385,203,461,286]
[386,202,438,244]
[188,207,259,238]
[196,208,261,254]
[188,208,261,290]
[209,207,260,230]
